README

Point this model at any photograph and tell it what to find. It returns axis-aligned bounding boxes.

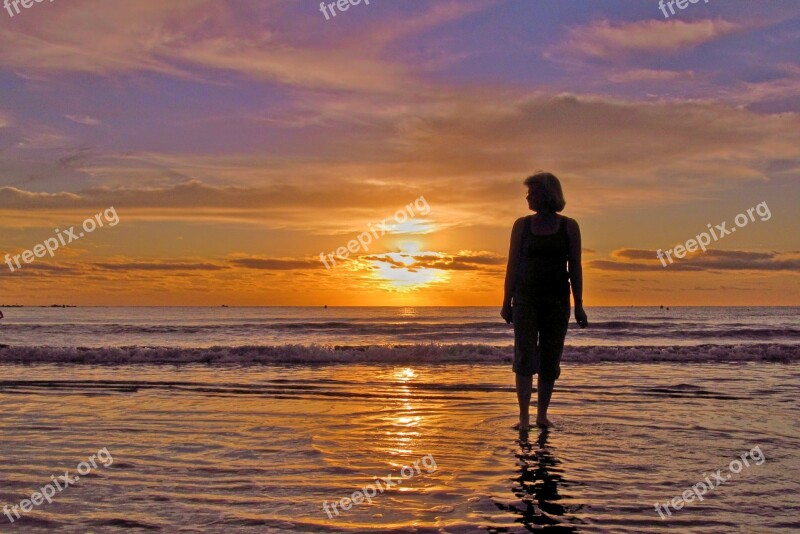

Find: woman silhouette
[501,172,587,430]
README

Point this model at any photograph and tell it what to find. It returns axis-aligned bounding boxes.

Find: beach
[0,307,798,532]
[1,362,798,532]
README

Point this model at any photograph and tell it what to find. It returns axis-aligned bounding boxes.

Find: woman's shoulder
[560,215,579,227]
[511,216,531,239]
[560,215,581,238]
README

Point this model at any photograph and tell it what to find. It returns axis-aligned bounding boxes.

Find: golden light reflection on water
[395,367,417,381]
[398,307,418,318]
[384,367,422,458]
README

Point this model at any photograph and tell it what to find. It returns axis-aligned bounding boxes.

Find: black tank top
[514,215,571,303]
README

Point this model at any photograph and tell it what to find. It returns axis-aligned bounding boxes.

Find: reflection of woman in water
[510,429,578,530]
[502,172,587,430]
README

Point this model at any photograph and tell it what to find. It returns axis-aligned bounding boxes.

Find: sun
[368,241,449,292]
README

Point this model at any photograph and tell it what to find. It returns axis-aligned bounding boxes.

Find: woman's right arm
[501,218,525,321]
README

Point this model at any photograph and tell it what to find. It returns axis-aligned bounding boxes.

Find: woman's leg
[535,298,570,428]
[536,376,555,427]
[516,373,533,428]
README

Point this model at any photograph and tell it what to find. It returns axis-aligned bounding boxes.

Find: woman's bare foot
[513,415,531,430]
[535,416,554,428]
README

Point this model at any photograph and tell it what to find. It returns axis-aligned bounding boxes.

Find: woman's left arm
[566,218,588,328]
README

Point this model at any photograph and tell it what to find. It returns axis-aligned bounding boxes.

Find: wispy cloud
[65,115,101,126]
[229,257,319,270]
[608,68,697,83]
[549,18,743,61]
[93,261,228,271]
[0,0,482,93]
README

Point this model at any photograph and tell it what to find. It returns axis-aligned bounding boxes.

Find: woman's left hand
[575,305,588,328]
[500,303,513,324]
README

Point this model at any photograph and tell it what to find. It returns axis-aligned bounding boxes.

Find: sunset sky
[0,0,798,306]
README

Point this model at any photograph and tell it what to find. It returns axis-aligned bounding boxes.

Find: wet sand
[0,361,798,532]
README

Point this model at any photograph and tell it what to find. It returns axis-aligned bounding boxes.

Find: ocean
[0,306,798,532]
[0,306,797,364]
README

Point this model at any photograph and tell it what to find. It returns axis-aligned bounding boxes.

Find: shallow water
[1,362,798,532]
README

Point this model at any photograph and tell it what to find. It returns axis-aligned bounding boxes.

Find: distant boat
[221,305,228,308]
[324,305,328,309]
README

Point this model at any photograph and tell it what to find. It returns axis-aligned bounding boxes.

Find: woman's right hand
[575,305,588,328]
[501,303,512,324]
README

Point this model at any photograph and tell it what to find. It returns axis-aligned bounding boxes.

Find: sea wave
[1,321,797,340]
[0,343,797,365]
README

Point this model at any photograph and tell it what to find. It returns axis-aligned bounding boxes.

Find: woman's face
[526,185,547,212]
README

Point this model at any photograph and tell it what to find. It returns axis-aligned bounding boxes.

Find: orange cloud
[592,249,800,271]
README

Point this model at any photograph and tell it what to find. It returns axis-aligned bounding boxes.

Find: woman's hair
[523,171,566,213]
